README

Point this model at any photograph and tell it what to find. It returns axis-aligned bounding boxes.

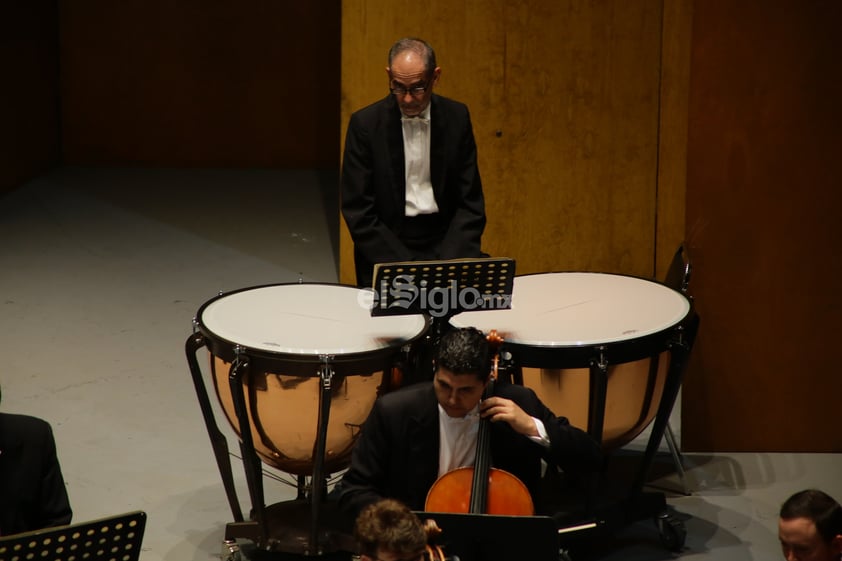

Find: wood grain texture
[682,0,842,452]
[339,1,505,284]
[340,1,667,284]
[59,1,340,167]
[491,2,662,277]
[655,0,693,278]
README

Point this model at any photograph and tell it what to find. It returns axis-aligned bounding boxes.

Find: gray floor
[1,168,839,561]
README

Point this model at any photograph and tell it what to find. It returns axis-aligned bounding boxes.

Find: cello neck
[468,331,502,513]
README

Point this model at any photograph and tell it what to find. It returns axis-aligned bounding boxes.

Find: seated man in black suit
[337,327,602,519]
[0,385,72,535]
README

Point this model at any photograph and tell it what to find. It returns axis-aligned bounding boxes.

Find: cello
[424,330,534,515]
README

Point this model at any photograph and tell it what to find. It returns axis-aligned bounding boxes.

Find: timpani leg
[587,348,609,445]
[185,333,245,522]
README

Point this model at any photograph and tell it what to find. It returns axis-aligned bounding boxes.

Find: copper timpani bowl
[197,283,428,474]
[452,272,690,451]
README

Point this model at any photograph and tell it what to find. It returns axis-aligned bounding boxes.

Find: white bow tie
[401,116,430,124]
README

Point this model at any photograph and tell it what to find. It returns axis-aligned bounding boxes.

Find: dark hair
[355,499,426,558]
[388,37,437,74]
[780,489,842,543]
[434,327,491,382]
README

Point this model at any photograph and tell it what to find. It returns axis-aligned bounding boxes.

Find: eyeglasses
[389,82,431,97]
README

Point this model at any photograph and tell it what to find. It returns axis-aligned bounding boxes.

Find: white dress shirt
[437,403,551,477]
[401,104,439,216]
[438,403,480,476]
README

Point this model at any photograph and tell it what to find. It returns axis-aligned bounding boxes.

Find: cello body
[425,465,534,515]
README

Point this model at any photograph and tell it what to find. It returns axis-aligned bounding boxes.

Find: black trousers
[353,213,446,288]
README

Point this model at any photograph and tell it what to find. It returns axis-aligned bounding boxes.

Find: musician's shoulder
[495,381,538,400]
[379,381,433,406]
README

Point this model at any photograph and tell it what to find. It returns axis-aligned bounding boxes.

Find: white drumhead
[200,284,427,355]
[451,272,690,346]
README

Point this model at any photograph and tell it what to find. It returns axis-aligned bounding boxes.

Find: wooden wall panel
[340,1,675,284]
[0,0,60,193]
[59,1,340,168]
[339,1,505,284]
[682,1,842,451]
[490,3,662,277]
[655,0,693,279]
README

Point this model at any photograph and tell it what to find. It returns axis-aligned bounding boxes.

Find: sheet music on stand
[370,257,515,319]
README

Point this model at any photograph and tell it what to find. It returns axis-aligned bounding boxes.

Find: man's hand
[479,396,538,437]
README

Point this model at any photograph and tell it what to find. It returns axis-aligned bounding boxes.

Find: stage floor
[1,167,839,561]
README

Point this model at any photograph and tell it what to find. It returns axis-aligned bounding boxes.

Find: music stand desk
[0,511,147,561]
[415,511,559,561]
[370,257,515,319]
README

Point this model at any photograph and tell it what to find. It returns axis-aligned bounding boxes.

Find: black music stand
[371,257,515,383]
[415,512,560,561]
[371,257,515,319]
[0,511,147,561]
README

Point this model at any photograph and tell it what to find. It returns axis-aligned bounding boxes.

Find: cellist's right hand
[479,396,538,437]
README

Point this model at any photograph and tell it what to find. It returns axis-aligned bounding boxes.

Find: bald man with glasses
[341,37,486,288]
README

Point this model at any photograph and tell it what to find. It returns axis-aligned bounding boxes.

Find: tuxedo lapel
[429,95,446,203]
[383,97,407,217]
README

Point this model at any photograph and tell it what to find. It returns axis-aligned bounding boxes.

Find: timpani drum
[195,283,429,475]
[451,272,691,451]
[188,283,429,554]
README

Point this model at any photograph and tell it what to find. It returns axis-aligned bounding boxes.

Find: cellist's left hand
[480,396,539,437]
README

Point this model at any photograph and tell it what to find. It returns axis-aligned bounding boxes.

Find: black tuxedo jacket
[337,382,602,518]
[341,94,486,286]
[0,413,72,535]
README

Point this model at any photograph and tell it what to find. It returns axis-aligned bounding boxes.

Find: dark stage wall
[0,0,60,193]
[682,0,842,451]
[0,0,340,194]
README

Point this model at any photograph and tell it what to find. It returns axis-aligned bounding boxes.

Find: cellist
[336,327,602,520]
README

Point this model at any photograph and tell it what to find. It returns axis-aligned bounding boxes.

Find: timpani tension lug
[498,349,515,384]
[319,355,336,389]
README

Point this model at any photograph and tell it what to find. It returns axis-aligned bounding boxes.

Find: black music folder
[415,512,559,561]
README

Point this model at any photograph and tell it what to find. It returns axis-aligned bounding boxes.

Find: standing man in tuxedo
[341,37,486,288]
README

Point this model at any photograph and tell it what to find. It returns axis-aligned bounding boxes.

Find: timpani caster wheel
[656,511,687,551]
